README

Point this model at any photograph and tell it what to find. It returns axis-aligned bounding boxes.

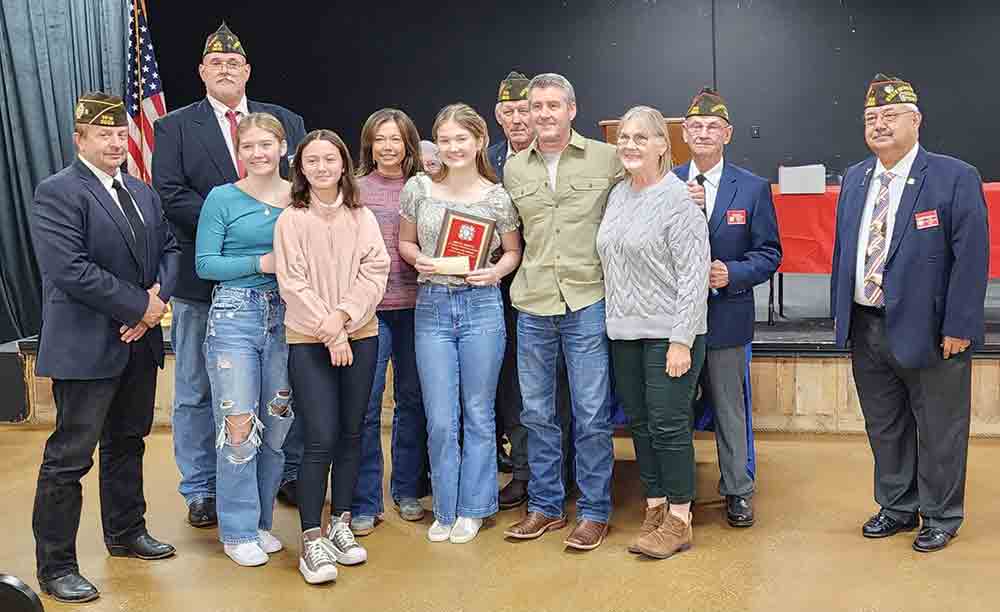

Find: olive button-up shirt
[503,130,622,316]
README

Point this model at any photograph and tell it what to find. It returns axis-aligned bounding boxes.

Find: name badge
[915,210,939,230]
[727,210,747,225]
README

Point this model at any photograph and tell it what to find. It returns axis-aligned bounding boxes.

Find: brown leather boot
[628,504,666,554]
[635,511,692,559]
[504,512,567,539]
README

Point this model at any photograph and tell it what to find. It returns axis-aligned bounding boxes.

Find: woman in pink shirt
[349,109,430,535]
[274,129,389,584]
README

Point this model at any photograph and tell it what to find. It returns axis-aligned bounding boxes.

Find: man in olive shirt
[502,73,621,551]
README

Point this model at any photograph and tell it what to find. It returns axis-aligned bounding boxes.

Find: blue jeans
[170,298,215,506]
[518,299,614,523]
[352,309,428,518]
[415,284,504,525]
[204,287,295,545]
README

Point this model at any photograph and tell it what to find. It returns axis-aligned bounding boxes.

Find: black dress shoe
[862,510,919,538]
[499,478,528,509]
[107,533,176,560]
[913,527,954,552]
[188,497,217,528]
[726,495,755,528]
[39,572,99,603]
[497,446,514,474]
[277,480,298,507]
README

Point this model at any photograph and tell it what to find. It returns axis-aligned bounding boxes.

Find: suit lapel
[843,158,877,262]
[124,175,154,279]
[885,147,929,264]
[709,164,738,236]
[74,161,142,268]
[193,98,239,183]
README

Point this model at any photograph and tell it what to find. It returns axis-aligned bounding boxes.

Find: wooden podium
[598,118,691,168]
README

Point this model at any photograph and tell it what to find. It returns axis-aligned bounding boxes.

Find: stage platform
[5,319,1000,436]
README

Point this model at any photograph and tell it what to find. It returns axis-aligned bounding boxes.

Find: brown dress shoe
[636,511,692,559]
[628,505,666,553]
[564,519,609,550]
[504,511,567,539]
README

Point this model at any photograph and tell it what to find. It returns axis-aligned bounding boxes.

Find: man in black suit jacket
[31,93,180,604]
[151,23,306,524]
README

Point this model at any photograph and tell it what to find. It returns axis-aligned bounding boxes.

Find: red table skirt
[774,184,1000,278]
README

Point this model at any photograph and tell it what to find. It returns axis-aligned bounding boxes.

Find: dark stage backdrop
[149,0,1000,182]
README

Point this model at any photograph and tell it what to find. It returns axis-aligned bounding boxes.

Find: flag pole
[132,0,144,180]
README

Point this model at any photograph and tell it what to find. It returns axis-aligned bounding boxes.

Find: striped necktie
[862,171,895,306]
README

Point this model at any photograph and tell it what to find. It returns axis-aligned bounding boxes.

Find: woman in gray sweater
[596,105,710,560]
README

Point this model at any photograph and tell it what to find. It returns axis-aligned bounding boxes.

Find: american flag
[125,0,166,183]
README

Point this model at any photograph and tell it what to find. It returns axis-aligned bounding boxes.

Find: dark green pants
[611,336,706,503]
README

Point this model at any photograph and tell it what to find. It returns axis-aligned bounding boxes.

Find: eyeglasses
[617,133,650,147]
[863,110,914,127]
[205,59,247,71]
[684,121,727,135]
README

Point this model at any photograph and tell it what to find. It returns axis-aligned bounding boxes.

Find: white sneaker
[325,513,368,565]
[224,542,268,567]
[449,517,483,544]
[427,520,453,542]
[300,528,338,584]
[258,530,283,554]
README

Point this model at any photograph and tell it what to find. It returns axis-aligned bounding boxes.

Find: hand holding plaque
[430,210,497,275]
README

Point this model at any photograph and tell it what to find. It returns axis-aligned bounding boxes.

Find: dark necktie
[695,174,708,217]
[112,179,147,269]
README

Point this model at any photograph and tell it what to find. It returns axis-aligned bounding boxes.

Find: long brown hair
[290,129,360,209]
[356,108,422,179]
[431,103,497,184]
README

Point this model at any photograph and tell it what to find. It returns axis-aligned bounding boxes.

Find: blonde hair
[235,112,286,148]
[619,105,671,177]
[430,103,497,183]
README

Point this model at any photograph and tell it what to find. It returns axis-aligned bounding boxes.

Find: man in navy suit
[152,23,306,524]
[674,88,782,528]
[831,74,989,553]
[31,93,180,603]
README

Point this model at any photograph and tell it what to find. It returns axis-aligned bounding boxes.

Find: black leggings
[289,337,379,531]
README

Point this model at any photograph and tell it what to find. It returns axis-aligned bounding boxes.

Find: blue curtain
[0,0,126,341]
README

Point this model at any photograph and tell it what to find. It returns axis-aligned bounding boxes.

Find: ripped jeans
[204,286,294,545]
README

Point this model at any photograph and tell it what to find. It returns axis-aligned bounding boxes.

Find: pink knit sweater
[274,198,389,344]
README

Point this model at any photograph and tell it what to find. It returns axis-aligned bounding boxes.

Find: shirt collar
[874,142,919,182]
[207,94,249,119]
[78,155,123,190]
[506,142,516,160]
[528,129,587,157]
[689,156,724,188]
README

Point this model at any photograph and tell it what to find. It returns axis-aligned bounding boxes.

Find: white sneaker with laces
[224,542,268,567]
[258,530,283,554]
[325,513,368,565]
[449,517,483,544]
[427,520,453,542]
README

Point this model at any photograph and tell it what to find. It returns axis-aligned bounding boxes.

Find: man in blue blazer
[31,93,180,603]
[831,74,989,553]
[674,88,782,528]
[152,23,306,525]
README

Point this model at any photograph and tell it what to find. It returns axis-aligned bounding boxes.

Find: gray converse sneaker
[299,528,337,584]
[395,497,425,521]
[325,513,368,565]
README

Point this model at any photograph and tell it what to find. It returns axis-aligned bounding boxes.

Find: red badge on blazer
[727,210,747,225]
[915,210,939,229]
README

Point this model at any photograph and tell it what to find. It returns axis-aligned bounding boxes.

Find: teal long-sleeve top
[195,184,284,289]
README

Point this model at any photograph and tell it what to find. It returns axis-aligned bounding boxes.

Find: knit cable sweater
[596,171,710,346]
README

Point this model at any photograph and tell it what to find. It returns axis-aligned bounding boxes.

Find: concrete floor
[1,428,998,612]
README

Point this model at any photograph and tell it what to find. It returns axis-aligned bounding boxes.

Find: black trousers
[289,338,379,530]
[850,305,971,534]
[494,275,574,483]
[33,341,157,581]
